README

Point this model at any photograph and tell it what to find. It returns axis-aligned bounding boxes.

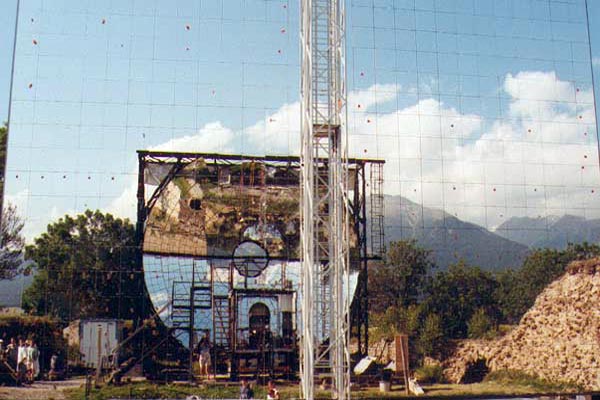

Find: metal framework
[135,151,384,384]
[300,0,350,398]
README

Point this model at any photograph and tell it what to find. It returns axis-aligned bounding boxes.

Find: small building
[64,319,122,369]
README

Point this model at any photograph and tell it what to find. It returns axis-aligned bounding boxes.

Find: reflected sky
[0,0,598,249]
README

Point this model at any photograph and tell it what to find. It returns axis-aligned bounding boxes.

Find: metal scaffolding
[300,0,350,398]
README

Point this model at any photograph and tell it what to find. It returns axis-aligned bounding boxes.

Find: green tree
[23,210,143,322]
[467,307,496,339]
[369,240,434,314]
[0,203,25,280]
[371,304,422,342]
[494,243,600,324]
[416,313,445,358]
[424,261,500,339]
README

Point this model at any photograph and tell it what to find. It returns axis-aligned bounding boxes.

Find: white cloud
[16,72,600,239]
[149,121,236,153]
[593,57,600,67]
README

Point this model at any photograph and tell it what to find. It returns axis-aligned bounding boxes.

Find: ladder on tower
[212,295,230,351]
[170,281,212,331]
[369,162,385,257]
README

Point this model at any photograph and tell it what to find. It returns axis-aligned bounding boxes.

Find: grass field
[61,379,584,400]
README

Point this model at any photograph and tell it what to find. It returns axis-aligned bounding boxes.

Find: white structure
[300,0,351,399]
[79,319,121,369]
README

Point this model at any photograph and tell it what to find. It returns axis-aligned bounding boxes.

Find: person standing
[197,334,211,380]
[266,380,280,400]
[25,339,34,383]
[6,338,18,370]
[240,378,250,399]
[30,340,40,380]
[17,338,27,384]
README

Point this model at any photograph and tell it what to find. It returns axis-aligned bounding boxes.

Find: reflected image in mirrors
[232,240,269,278]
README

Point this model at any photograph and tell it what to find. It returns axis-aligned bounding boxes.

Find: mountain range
[382,195,600,270]
[383,196,529,270]
[495,214,600,249]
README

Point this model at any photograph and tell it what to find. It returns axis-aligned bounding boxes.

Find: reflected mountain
[0,272,33,308]
[496,215,600,249]
[384,196,530,270]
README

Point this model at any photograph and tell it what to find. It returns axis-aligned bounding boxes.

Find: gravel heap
[443,258,600,390]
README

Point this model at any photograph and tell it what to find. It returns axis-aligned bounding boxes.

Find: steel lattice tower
[300,0,350,399]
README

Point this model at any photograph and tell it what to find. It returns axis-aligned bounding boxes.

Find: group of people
[240,379,280,400]
[0,337,40,384]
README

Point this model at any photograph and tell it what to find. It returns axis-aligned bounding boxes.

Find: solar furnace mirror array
[2,0,600,392]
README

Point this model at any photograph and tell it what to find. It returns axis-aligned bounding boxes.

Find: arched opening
[248,303,271,348]
[462,358,489,384]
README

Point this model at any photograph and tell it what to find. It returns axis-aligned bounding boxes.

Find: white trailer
[79,319,121,369]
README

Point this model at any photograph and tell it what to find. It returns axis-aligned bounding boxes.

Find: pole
[189,260,196,382]
[584,0,600,168]
[1,0,20,224]
[95,326,102,387]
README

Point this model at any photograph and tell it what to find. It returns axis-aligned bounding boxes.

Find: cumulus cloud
[16,71,600,240]
[149,121,236,153]
[111,71,598,231]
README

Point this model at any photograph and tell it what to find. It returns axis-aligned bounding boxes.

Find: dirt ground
[0,378,84,400]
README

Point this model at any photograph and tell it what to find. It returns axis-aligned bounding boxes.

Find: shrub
[467,308,496,339]
[414,364,445,384]
[416,313,445,358]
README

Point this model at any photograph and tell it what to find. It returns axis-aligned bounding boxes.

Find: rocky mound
[444,258,600,390]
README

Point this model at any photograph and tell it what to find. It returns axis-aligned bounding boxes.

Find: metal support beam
[300,0,350,398]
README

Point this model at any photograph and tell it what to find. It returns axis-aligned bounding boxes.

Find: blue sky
[2,1,599,121]
[1,0,600,242]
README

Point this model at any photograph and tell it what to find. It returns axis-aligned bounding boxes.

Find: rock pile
[443,258,600,390]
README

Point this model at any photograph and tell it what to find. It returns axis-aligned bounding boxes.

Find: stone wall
[443,258,600,390]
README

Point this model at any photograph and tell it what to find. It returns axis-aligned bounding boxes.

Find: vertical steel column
[300,0,350,398]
